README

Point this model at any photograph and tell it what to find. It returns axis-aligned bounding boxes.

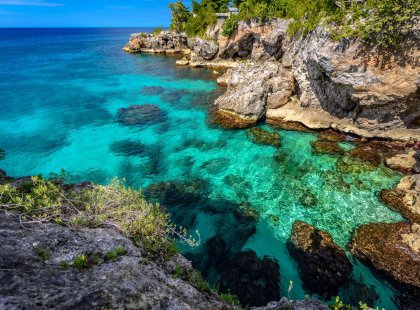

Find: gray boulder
[0,212,232,310]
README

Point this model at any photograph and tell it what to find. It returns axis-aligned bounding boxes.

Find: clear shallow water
[0,28,404,308]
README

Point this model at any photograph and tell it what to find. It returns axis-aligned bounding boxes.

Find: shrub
[0,177,200,259]
[222,14,240,36]
[73,254,89,269]
[152,26,164,36]
[187,270,212,293]
[172,264,185,278]
[218,0,418,47]
[356,0,419,47]
[219,292,241,306]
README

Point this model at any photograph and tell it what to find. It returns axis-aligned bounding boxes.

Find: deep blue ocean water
[0,28,405,308]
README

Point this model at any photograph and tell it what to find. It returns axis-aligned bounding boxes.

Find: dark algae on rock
[287,221,352,298]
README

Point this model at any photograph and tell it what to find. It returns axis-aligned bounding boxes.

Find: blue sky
[0,0,193,27]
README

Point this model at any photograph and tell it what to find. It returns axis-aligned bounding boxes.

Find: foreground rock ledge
[0,212,233,310]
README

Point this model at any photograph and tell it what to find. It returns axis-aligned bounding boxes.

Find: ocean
[0,28,404,308]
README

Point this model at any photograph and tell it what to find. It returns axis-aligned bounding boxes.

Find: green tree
[169,0,192,32]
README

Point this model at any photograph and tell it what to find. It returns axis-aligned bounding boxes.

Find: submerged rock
[339,280,379,308]
[287,221,352,298]
[349,222,420,300]
[0,212,231,310]
[246,128,281,147]
[0,148,5,160]
[336,156,376,174]
[140,86,165,96]
[145,179,208,206]
[349,144,383,167]
[110,140,146,156]
[117,104,167,127]
[220,250,280,307]
[299,190,317,208]
[209,109,256,129]
[266,118,313,133]
[311,139,345,156]
[380,174,420,223]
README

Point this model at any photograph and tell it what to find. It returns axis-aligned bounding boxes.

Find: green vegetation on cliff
[0,177,200,258]
[169,0,419,47]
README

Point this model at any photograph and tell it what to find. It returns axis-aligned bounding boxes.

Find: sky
[0,0,194,27]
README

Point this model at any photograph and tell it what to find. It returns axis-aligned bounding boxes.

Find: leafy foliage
[220,0,418,47]
[219,292,241,306]
[356,0,420,47]
[152,26,164,36]
[0,177,200,259]
[171,264,185,278]
[169,0,192,32]
[187,270,212,293]
[73,254,89,270]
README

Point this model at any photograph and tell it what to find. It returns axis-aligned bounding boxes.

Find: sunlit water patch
[0,28,404,309]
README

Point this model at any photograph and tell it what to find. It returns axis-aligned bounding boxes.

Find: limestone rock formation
[380,174,420,223]
[214,62,294,126]
[193,38,219,61]
[123,31,189,54]
[385,151,417,174]
[0,212,233,310]
[287,221,352,298]
[125,18,420,140]
[280,28,420,141]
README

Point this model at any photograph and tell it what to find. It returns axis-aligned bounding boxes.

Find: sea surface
[0,28,405,308]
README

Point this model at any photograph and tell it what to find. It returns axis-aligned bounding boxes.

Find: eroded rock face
[287,221,352,298]
[385,150,417,174]
[348,222,420,299]
[280,28,420,141]
[380,174,420,223]
[214,62,294,125]
[0,212,231,310]
[124,31,189,53]
[194,38,219,61]
[218,19,291,62]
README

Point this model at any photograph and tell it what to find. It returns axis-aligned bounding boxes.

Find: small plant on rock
[172,264,185,278]
[73,254,89,270]
[34,246,50,261]
[219,292,241,306]
[187,270,211,293]
[106,246,126,262]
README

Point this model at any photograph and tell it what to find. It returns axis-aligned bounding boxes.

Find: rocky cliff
[125,20,420,141]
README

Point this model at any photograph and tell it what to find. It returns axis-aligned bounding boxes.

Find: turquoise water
[0,28,404,308]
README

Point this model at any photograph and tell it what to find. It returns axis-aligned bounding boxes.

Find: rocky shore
[125,20,420,141]
[123,22,420,309]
